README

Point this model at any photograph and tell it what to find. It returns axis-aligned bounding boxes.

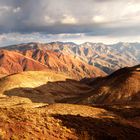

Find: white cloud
[13,7,21,13]
[61,15,78,24]
[0,6,11,12]
[92,15,106,23]
[0,0,140,44]
[44,16,56,25]
[1,32,140,47]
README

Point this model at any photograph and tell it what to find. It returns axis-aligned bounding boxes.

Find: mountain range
[0,48,105,79]
[2,41,139,74]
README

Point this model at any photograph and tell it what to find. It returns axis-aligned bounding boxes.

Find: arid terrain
[0,64,139,139]
[1,103,140,140]
[0,43,140,139]
[0,48,105,80]
[1,0,140,139]
[2,42,139,74]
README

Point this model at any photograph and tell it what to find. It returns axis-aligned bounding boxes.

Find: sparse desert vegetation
[0,103,140,140]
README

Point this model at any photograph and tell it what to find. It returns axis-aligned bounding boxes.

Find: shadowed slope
[2,65,140,105]
[0,70,90,103]
[0,71,69,95]
[52,114,140,140]
[4,79,91,104]
[79,65,140,105]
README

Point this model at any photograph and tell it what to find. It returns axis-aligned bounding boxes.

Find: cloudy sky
[0,0,140,46]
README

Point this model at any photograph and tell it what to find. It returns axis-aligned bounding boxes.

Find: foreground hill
[2,42,139,74]
[0,71,69,94]
[0,71,91,103]
[0,103,140,139]
[1,65,140,105]
[0,49,105,79]
[79,65,140,105]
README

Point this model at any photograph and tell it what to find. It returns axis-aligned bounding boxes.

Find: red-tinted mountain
[0,50,48,76]
[2,42,139,74]
[0,49,105,79]
[23,49,105,78]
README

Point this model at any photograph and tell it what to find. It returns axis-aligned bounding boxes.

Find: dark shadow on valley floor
[52,114,140,140]
[4,79,92,103]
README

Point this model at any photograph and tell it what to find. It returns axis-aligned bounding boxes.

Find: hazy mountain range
[2,42,139,74]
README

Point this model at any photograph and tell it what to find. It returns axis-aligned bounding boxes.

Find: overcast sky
[0,0,140,46]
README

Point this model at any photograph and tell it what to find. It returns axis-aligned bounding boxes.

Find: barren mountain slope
[0,71,91,104]
[79,65,140,105]
[0,71,69,94]
[2,42,139,74]
[0,49,48,76]
[0,49,105,79]
[22,49,105,78]
[79,42,138,73]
